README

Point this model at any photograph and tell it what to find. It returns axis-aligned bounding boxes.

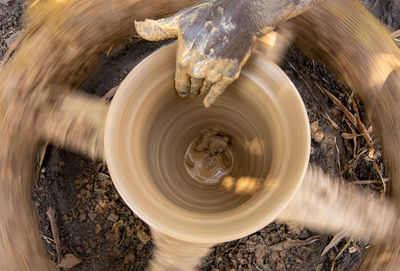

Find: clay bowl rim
[105,41,310,244]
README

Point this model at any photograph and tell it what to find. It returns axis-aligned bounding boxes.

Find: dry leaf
[341,132,360,139]
[321,231,347,256]
[57,254,82,269]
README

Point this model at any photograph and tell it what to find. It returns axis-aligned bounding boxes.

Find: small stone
[98,199,107,209]
[276,261,285,271]
[310,120,319,133]
[79,212,86,222]
[312,131,324,143]
[95,224,102,234]
[295,257,303,264]
[107,213,119,223]
[124,252,135,264]
[125,226,134,238]
[95,205,103,214]
[315,263,324,271]
[57,254,82,269]
[310,120,324,142]
[137,231,151,245]
[349,246,357,254]
[88,212,97,221]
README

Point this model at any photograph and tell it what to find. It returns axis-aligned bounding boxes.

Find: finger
[203,80,231,108]
[200,79,212,97]
[190,77,203,96]
[135,16,179,41]
[175,68,190,97]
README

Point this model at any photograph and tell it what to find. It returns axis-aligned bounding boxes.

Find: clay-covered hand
[135,0,324,107]
[135,0,263,107]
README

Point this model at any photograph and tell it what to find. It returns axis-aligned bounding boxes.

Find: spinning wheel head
[105,42,310,244]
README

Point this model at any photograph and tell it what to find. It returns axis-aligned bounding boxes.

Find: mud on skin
[135,0,323,107]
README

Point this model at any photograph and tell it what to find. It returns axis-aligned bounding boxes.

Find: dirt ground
[0,0,398,270]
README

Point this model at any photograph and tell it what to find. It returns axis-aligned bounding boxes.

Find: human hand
[135,0,260,107]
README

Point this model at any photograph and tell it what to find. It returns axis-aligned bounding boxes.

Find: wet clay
[184,129,234,184]
[105,42,310,245]
[135,0,324,107]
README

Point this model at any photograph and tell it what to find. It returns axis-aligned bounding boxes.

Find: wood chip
[268,236,320,251]
[341,132,361,140]
[57,254,82,269]
[349,246,357,254]
[46,207,61,263]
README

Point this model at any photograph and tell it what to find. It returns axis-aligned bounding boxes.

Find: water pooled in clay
[184,129,234,185]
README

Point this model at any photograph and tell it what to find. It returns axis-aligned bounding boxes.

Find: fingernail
[177,91,188,97]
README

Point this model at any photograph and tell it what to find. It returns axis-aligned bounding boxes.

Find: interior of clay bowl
[105,42,310,244]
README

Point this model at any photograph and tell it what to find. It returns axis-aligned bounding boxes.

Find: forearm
[215,0,325,37]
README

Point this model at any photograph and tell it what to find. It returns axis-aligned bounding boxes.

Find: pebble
[79,212,86,222]
[349,246,357,254]
[88,212,97,221]
[95,224,102,234]
[137,231,151,245]
[295,257,303,264]
[107,212,119,223]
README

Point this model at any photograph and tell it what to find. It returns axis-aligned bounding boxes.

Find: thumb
[135,15,179,41]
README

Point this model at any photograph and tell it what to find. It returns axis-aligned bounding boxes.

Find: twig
[317,84,357,126]
[344,119,357,159]
[349,146,368,170]
[35,144,48,184]
[349,95,374,151]
[268,236,320,251]
[322,113,339,129]
[372,160,387,193]
[317,84,373,151]
[321,231,347,256]
[334,137,343,183]
[330,239,352,271]
[350,178,389,185]
[103,85,119,101]
[46,207,61,264]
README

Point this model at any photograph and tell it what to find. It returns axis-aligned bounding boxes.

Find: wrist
[246,0,325,37]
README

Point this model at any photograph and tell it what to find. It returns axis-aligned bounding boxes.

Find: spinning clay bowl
[105,42,310,244]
